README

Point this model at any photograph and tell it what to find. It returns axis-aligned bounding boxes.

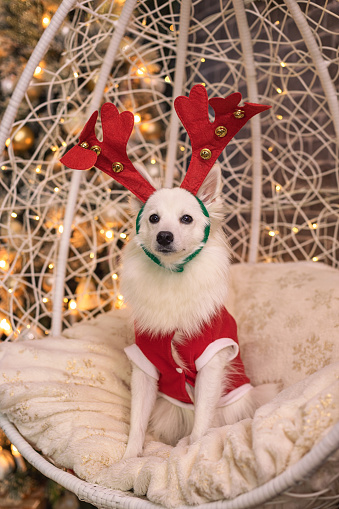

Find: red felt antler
[175,84,271,195]
[60,103,156,203]
[61,86,271,202]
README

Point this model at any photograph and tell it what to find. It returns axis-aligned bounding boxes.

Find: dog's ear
[196,163,222,206]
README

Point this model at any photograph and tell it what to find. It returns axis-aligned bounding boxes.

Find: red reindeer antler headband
[60,85,271,201]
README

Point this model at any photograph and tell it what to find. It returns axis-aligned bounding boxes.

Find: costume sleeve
[195,337,239,371]
[124,344,160,380]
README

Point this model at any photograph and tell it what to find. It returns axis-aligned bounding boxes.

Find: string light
[0,318,11,334]
[312,256,319,262]
[69,299,77,310]
[112,273,118,280]
[169,24,174,31]
[134,113,141,123]
[276,114,283,120]
[201,58,205,63]
[280,61,286,68]
[89,253,95,259]
[292,227,299,233]
[164,76,171,83]
[311,222,318,229]
[42,297,48,303]
[54,187,60,193]
[276,87,282,94]
[120,232,127,239]
[11,212,18,218]
[105,230,113,239]
[275,184,281,192]
[117,294,124,301]
[42,15,51,28]
[5,138,11,147]
[35,166,41,173]
[73,72,79,78]
[34,66,43,77]
[34,215,40,221]
[1,165,6,171]
[63,298,69,303]
[150,158,156,164]
[58,225,64,233]
[48,263,54,269]
[0,260,8,270]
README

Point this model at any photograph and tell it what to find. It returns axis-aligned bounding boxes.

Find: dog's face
[136,187,210,266]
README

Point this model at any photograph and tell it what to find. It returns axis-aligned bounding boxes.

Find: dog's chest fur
[121,229,231,337]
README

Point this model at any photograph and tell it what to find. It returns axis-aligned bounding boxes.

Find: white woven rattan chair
[0,0,338,507]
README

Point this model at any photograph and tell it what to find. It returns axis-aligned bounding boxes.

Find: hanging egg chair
[0,1,338,507]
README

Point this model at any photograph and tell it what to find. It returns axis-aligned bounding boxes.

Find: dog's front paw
[123,440,143,459]
[188,431,203,445]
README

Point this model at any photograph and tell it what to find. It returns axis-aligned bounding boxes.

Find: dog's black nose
[157,231,174,246]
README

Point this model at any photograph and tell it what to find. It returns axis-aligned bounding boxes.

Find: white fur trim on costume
[124,345,159,380]
[218,383,253,407]
[158,392,194,409]
[195,337,239,371]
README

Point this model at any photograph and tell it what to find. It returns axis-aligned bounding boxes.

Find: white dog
[122,164,278,458]
[60,84,276,459]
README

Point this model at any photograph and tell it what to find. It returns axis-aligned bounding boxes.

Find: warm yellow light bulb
[134,113,141,124]
[42,15,51,28]
[112,273,118,280]
[34,66,42,77]
[69,299,77,310]
[105,230,113,239]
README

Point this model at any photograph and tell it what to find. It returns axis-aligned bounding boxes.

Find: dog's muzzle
[156,231,174,250]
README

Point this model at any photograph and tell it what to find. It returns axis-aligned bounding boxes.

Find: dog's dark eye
[180,215,193,224]
[149,214,160,224]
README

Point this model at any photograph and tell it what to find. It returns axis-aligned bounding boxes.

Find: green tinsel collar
[135,196,210,273]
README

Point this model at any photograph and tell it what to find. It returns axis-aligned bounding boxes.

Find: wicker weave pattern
[0,0,338,507]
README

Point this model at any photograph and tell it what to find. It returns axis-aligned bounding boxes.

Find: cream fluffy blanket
[0,262,339,506]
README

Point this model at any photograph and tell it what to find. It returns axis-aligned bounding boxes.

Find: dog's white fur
[121,165,277,458]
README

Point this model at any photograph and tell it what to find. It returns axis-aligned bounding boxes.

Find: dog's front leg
[123,364,158,459]
[189,350,229,444]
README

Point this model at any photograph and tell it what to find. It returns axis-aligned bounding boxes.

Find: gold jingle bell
[112,162,124,173]
[215,126,227,138]
[90,145,101,156]
[233,109,245,119]
[200,148,212,160]
[80,141,89,149]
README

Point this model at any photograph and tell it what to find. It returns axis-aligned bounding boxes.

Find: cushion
[0,262,338,507]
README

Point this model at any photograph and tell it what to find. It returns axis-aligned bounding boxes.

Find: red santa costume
[124,306,252,409]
